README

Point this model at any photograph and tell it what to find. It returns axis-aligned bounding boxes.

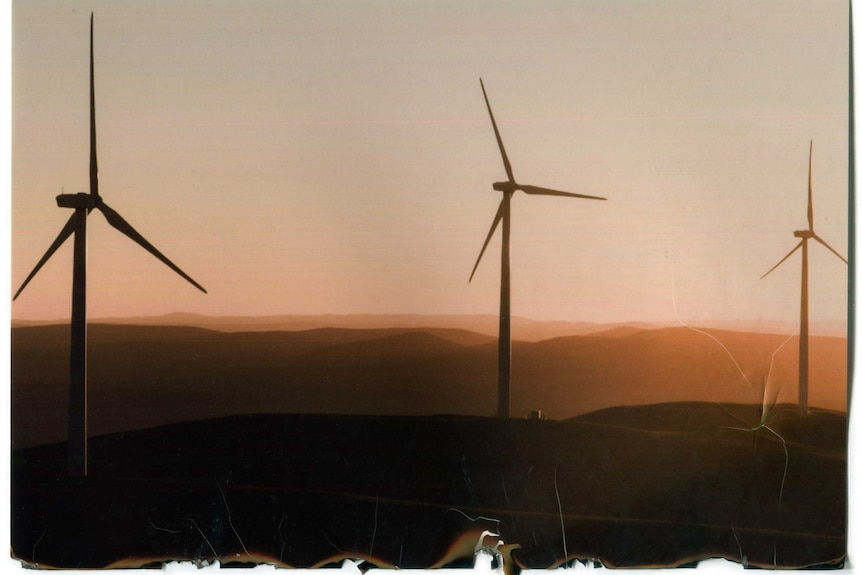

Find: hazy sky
[9,0,850,328]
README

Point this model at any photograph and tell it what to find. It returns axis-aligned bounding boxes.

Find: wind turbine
[13,14,207,476]
[469,79,606,418]
[761,141,847,415]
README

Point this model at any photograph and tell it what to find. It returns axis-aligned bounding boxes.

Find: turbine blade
[469,199,505,282]
[519,184,607,201]
[96,202,207,293]
[760,241,803,279]
[13,213,77,300]
[812,234,849,264]
[479,78,515,183]
[807,140,813,231]
[89,13,99,198]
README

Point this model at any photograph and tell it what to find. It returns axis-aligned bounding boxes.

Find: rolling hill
[11,322,847,449]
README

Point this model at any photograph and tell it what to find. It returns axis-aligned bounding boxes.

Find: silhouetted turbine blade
[807,140,814,231]
[13,213,77,300]
[96,202,207,293]
[812,234,849,264]
[761,241,803,279]
[470,198,505,282]
[90,12,99,198]
[479,78,515,183]
[519,184,607,201]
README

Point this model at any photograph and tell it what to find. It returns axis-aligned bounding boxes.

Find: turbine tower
[761,141,847,415]
[469,79,606,418]
[13,14,207,476]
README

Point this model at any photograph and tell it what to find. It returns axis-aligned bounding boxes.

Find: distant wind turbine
[760,141,846,416]
[13,14,207,476]
[469,78,606,418]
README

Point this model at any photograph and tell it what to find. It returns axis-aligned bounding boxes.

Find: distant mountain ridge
[10,312,848,340]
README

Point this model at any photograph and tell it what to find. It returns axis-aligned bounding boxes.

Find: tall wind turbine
[13,14,207,476]
[469,79,606,418]
[761,141,847,415]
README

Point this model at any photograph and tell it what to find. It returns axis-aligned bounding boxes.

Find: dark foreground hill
[11,323,847,448]
[11,403,845,569]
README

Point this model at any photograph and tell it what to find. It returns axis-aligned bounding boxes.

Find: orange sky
[8,0,850,331]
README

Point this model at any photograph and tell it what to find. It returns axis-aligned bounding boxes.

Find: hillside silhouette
[11,405,845,569]
[11,322,846,449]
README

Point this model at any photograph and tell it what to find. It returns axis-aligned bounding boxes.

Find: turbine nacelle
[57,193,99,209]
[493,181,518,193]
[794,230,815,239]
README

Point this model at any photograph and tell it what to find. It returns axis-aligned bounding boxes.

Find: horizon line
[10,311,849,333]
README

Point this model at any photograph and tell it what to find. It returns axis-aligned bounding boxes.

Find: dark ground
[10,402,846,570]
